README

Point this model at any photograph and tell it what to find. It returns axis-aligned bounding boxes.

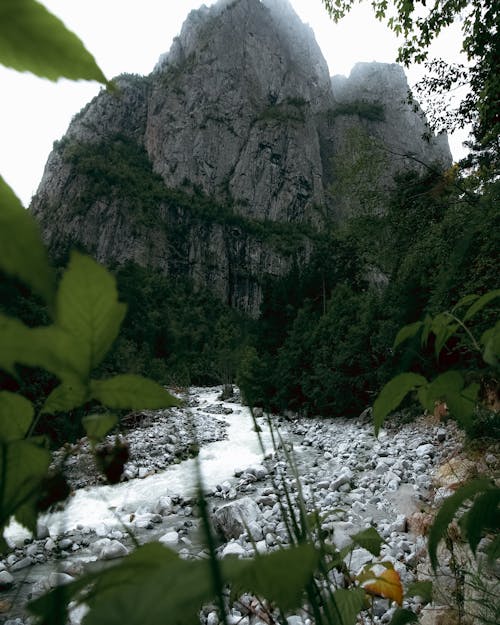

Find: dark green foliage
[327,100,385,124]
[98,262,250,388]
[244,168,498,424]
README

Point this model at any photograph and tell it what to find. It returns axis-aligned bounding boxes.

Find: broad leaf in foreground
[56,252,127,374]
[90,375,179,410]
[406,580,433,603]
[0,391,33,441]
[0,440,51,535]
[358,563,403,606]
[389,608,418,624]
[225,543,319,611]
[0,0,107,83]
[82,413,118,442]
[330,588,366,625]
[0,315,88,381]
[350,527,384,556]
[42,377,88,414]
[0,176,55,305]
[428,478,494,570]
[373,373,427,434]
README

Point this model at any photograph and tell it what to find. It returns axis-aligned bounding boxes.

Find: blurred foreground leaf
[0,0,107,83]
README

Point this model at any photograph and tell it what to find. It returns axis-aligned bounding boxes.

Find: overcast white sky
[0,0,469,207]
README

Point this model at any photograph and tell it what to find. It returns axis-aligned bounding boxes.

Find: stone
[221,541,246,558]
[48,572,74,588]
[419,605,457,625]
[10,557,32,571]
[159,531,179,546]
[436,428,447,442]
[100,540,129,560]
[435,457,477,488]
[416,443,434,457]
[36,522,50,539]
[213,496,263,540]
[207,611,219,625]
[155,496,174,515]
[0,570,14,588]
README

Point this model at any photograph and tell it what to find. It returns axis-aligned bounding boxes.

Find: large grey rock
[213,496,263,539]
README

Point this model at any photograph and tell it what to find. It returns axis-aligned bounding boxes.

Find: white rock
[213,496,263,540]
[222,541,246,558]
[69,603,89,625]
[155,496,173,515]
[347,548,372,574]
[415,443,434,457]
[0,570,14,587]
[45,537,56,551]
[49,571,74,587]
[100,540,129,560]
[159,531,179,546]
[207,611,219,625]
[94,523,109,537]
[36,522,50,539]
[11,557,32,571]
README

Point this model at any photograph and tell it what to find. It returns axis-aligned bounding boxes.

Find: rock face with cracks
[30,0,451,316]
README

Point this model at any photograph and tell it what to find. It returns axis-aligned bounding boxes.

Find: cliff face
[30,0,452,316]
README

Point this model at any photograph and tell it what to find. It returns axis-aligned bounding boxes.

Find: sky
[0,0,469,207]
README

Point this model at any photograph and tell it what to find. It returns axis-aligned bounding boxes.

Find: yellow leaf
[359,567,403,605]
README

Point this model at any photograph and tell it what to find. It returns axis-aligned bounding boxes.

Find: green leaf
[393,321,423,350]
[428,479,494,570]
[388,608,418,625]
[30,543,214,625]
[452,294,480,313]
[350,527,384,556]
[431,313,458,358]
[446,383,479,429]
[42,377,88,414]
[418,371,464,412]
[462,488,500,554]
[0,391,33,441]
[90,375,179,410]
[224,544,319,611]
[82,413,118,442]
[330,588,365,625]
[482,321,500,366]
[0,0,107,83]
[56,252,127,374]
[406,580,433,603]
[373,373,427,434]
[0,439,51,533]
[463,289,500,321]
[0,176,55,305]
[0,314,86,380]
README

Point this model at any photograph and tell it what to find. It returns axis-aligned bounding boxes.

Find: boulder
[213,496,263,540]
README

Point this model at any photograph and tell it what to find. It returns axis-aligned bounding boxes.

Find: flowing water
[5,388,273,543]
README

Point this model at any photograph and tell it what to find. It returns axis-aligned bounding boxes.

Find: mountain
[30,0,451,316]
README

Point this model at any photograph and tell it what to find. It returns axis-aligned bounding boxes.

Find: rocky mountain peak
[30,2,452,315]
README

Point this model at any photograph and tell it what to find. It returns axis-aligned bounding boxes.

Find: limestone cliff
[30,0,452,316]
